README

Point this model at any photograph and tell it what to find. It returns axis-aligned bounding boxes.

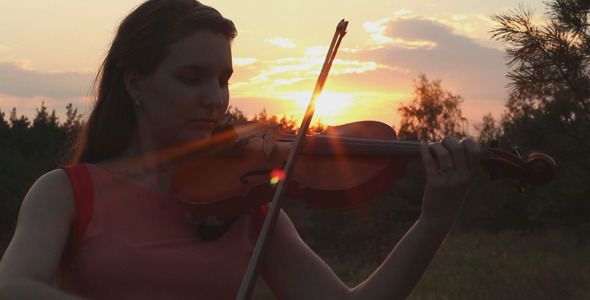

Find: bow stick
[235,19,349,300]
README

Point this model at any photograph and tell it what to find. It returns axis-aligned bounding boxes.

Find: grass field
[409,230,590,300]
[252,230,590,299]
[2,229,587,299]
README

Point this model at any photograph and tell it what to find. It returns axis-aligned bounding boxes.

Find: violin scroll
[526,151,557,185]
[480,143,556,192]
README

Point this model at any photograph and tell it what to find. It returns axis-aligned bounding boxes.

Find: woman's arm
[261,137,481,300]
[0,169,85,299]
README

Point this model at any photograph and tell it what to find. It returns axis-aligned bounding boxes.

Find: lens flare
[270,168,286,185]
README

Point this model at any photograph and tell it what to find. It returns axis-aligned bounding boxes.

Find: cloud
[268,37,296,48]
[233,57,257,66]
[350,16,509,117]
[363,17,437,50]
[0,61,94,121]
[232,47,384,94]
[232,14,510,128]
[0,61,94,99]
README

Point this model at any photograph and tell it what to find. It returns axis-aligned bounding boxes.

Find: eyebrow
[177,64,233,77]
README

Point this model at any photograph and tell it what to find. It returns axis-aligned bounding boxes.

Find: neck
[106,139,187,195]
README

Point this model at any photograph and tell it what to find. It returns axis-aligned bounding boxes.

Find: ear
[124,70,143,102]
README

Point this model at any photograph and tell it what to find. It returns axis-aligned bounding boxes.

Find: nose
[201,80,229,111]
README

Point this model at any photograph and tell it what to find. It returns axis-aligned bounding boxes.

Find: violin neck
[301,135,422,157]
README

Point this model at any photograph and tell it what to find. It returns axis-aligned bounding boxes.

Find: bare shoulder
[20,168,75,222]
[0,169,75,283]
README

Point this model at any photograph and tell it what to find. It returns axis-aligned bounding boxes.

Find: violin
[172,119,557,223]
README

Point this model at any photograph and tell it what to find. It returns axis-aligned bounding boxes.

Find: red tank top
[58,163,267,300]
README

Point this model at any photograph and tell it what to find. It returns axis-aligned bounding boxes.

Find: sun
[296,91,353,124]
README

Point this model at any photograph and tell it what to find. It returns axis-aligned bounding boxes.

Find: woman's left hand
[418,136,481,223]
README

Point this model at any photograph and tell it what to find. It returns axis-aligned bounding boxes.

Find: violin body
[173,120,557,223]
[173,120,413,223]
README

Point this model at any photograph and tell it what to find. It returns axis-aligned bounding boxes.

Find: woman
[0,0,481,299]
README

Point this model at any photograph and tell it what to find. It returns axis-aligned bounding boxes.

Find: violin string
[304,135,502,159]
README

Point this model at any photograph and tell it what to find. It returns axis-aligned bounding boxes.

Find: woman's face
[132,30,233,150]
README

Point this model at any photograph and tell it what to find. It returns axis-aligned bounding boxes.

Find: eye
[178,74,202,85]
[175,68,207,86]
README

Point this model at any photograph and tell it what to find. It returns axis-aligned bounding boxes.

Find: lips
[188,119,215,130]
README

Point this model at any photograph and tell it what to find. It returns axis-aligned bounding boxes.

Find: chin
[184,131,214,146]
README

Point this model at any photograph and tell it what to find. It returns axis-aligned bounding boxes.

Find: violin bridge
[262,130,277,161]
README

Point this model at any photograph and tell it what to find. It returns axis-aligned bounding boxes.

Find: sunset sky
[0,0,548,135]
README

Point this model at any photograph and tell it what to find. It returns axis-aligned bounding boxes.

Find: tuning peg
[489,138,499,148]
[511,146,523,159]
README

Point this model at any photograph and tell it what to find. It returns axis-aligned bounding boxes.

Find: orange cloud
[269,37,296,48]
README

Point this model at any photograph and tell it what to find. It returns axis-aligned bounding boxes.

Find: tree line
[1,0,589,254]
[0,103,82,241]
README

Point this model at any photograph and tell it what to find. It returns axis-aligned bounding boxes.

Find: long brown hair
[72,0,236,164]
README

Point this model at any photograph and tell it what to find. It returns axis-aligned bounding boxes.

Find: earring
[134,95,142,107]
